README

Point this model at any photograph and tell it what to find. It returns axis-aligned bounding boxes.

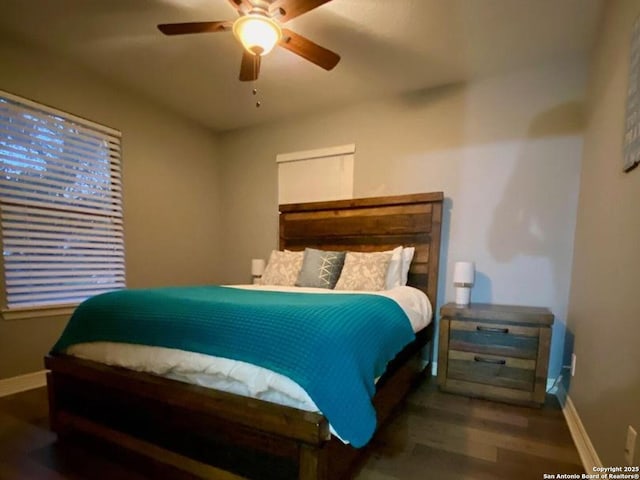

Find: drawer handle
[476,325,509,334]
[474,355,507,365]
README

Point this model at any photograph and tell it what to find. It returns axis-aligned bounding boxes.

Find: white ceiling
[0,0,602,132]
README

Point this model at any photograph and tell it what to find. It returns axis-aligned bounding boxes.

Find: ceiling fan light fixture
[233,14,282,56]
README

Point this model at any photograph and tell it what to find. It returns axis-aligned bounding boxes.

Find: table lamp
[251,258,266,284]
[453,261,475,306]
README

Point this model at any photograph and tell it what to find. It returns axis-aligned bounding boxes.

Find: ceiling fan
[158,0,340,82]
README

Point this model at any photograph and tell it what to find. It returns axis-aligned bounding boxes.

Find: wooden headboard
[279,192,444,305]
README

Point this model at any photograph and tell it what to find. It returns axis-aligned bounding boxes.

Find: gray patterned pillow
[295,248,346,289]
[334,251,393,291]
[260,250,303,286]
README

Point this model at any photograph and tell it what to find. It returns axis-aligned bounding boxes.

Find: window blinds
[0,92,125,309]
[277,144,355,205]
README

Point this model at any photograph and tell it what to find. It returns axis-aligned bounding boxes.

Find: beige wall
[567,0,640,466]
[218,58,587,380]
[0,37,223,378]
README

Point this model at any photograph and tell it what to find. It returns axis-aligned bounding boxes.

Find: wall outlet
[571,353,577,377]
[625,425,637,465]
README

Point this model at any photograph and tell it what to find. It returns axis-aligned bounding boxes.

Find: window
[277,144,355,204]
[0,91,124,319]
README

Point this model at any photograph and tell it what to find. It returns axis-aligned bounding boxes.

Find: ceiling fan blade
[239,51,261,81]
[270,0,333,23]
[157,21,232,36]
[279,29,340,71]
[226,0,253,15]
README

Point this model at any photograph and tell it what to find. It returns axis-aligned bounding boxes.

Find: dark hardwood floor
[0,379,583,480]
[357,380,584,479]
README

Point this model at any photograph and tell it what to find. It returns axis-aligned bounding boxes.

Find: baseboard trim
[0,370,47,397]
[557,383,602,471]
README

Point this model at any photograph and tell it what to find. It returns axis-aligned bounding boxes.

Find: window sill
[2,304,77,321]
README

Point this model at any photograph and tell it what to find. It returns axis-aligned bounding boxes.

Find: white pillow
[401,247,415,285]
[260,250,303,286]
[385,246,404,290]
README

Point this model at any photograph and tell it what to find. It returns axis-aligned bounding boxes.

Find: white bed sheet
[65,285,432,425]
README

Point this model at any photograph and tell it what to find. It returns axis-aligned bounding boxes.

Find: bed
[44,191,444,480]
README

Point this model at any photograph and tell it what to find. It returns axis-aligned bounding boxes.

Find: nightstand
[437,303,554,406]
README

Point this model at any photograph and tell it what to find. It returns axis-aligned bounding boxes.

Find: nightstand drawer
[447,350,536,391]
[449,320,539,360]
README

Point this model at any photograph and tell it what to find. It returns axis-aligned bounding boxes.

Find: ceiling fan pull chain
[252,85,261,108]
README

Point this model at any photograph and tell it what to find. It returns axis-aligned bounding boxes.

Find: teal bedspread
[52,286,415,447]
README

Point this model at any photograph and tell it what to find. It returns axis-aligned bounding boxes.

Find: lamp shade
[453,261,475,285]
[233,14,282,56]
[251,258,266,276]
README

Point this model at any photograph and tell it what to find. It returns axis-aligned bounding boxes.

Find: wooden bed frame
[45,192,444,480]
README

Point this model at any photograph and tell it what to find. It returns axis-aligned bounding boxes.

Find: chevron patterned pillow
[295,248,346,289]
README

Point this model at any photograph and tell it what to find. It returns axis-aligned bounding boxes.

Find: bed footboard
[45,326,431,480]
[45,354,334,479]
